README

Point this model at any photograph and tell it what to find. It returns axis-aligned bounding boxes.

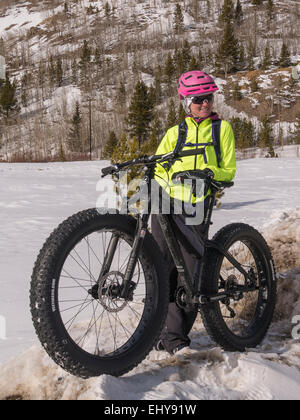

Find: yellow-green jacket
[154,116,236,203]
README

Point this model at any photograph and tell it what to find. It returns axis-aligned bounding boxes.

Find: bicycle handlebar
[101,148,207,178]
[101,148,234,190]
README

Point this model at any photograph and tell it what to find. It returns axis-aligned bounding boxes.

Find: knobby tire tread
[30,208,169,378]
[200,223,277,352]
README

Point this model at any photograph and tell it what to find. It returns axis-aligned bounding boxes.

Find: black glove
[202,168,215,179]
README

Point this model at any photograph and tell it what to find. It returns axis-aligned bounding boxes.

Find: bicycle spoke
[57,227,151,357]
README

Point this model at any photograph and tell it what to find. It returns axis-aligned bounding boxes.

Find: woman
[152,70,236,354]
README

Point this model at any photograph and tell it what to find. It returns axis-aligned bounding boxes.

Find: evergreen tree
[68,101,82,152]
[21,72,29,88]
[181,40,192,69]
[238,127,250,154]
[174,3,184,34]
[205,48,213,65]
[176,49,186,77]
[165,99,177,131]
[80,40,91,66]
[0,37,5,56]
[56,58,63,87]
[278,43,291,67]
[112,132,129,163]
[79,40,91,87]
[289,73,296,91]
[48,55,56,85]
[142,113,163,154]
[252,0,263,5]
[38,61,45,89]
[291,113,300,145]
[215,21,239,76]
[148,85,157,108]
[103,131,118,159]
[219,0,235,25]
[237,44,246,70]
[231,117,256,150]
[230,117,243,146]
[126,80,154,149]
[58,143,66,162]
[258,114,275,157]
[261,43,271,70]
[164,52,175,83]
[206,0,211,17]
[0,74,18,117]
[21,89,28,108]
[197,49,204,69]
[250,78,259,92]
[111,133,142,188]
[266,0,274,20]
[232,82,242,100]
[117,81,126,104]
[234,0,243,25]
[177,103,186,123]
[153,72,162,104]
[94,47,101,66]
[241,120,256,148]
[105,2,111,19]
[71,58,77,84]
[247,40,255,70]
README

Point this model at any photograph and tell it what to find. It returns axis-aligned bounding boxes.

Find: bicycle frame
[102,163,257,306]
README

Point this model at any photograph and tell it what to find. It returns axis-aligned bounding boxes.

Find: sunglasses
[191,94,213,105]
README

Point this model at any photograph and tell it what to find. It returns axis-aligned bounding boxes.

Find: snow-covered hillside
[0,0,300,161]
[0,157,299,400]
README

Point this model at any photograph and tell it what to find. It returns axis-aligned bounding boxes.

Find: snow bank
[263,208,300,272]
[0,339,299,400]
[262,209,300,320]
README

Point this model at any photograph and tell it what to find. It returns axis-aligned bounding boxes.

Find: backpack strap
[163,120,188,170]
[211,119,222,168]
[174,119,188,155]
[166,119,222,169]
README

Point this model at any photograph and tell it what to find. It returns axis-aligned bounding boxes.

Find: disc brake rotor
[98,271,127,313]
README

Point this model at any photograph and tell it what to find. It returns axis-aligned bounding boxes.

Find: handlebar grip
[101,165,118,177]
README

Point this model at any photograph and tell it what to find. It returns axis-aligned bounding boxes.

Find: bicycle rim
[54,228,154,358]
[217,238,271,339]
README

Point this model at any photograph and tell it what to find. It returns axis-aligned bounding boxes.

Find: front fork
[97,168,154,299]
[120,213,150,299]
[95,213,150,300]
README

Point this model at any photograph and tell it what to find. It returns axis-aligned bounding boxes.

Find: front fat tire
[30,209,169,378]
[200,223,277,352]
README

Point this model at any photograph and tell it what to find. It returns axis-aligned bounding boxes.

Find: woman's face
[190,96,214,118]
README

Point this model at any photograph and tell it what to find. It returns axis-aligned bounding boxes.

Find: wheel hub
[89,271,128,313]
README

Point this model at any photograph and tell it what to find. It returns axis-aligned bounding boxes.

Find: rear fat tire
[200,223,277,352]
[30,208,169,378]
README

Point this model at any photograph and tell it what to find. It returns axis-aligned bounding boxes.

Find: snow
[23,85,82,116]
[0,157,300,400]
[0,4,45,37]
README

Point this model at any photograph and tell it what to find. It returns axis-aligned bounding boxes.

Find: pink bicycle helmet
[178,71,219,100]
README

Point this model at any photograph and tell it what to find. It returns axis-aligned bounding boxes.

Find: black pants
[151,214,202,353]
